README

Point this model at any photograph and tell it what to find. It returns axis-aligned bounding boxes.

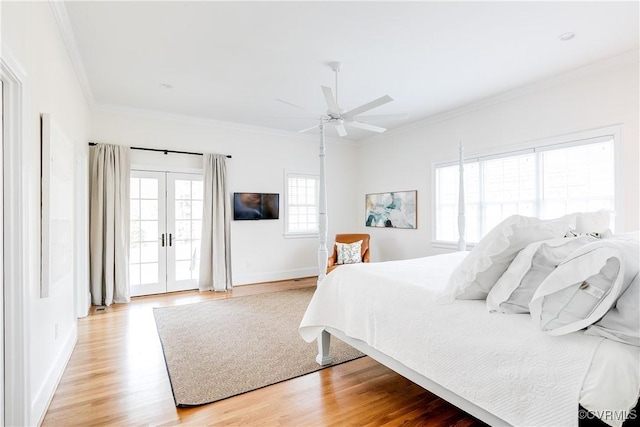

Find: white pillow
[443,215,570,300]
[336,240,363,265]
[564,210,612,234]
[529,240,639,336]
[602,229,640,243]
[486,236,597,314]
[585,272,640,346]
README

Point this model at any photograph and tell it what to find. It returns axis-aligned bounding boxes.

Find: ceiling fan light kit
[298,62,396,138]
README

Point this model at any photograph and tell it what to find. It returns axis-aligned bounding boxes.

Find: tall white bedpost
[457,141,466,251]
[317,121,329,283]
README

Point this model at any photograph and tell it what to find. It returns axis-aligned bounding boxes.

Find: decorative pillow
[585,269,640,346]
[564,229,604,239]
[443,215,570,300]
[529,240,639,336]
[336,240,363,265]
[486,235,597,313]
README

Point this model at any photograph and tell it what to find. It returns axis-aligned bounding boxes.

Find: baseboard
[233,267,318,286]
[31,321,78,425]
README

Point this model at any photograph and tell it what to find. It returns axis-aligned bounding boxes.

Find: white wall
[355,52,639,262]
[1,1,91,424]
[90,110,360,285]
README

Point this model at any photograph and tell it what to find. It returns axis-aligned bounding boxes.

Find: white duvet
[299,253,624,427]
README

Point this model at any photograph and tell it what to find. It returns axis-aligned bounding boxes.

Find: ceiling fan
[298,62,396,137]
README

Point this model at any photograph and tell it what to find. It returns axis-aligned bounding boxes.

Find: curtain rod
[88,142,231,158]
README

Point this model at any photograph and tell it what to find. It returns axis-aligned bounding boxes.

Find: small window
[285,172,319,236]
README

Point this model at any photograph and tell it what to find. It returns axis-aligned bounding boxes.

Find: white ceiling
[63,1,639,141]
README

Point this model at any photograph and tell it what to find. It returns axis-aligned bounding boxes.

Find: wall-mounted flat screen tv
[233,192,280,220]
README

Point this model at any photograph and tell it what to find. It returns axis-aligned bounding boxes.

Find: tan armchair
[327,233,371,274]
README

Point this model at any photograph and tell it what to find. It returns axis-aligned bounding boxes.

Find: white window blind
[285,172,319,235]
[435,137,615,243]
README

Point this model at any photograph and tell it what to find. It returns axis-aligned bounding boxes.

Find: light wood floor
[42,278,485,426]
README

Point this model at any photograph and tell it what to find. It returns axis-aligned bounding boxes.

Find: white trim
[0,73,4,427]
[431,241,475,251]
[32,324,77,426]
[75,142,90,318]
[283,232,318,239]
[456,142,465,251]
[433,125,622,168]
[362,49,638,146]
[1,48,30,427]
[232,267,318,286]
[612,127,624,231]
[131,164,203,175]
[48,0,95,107]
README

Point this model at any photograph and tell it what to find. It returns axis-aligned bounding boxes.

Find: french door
[129,170,203,296]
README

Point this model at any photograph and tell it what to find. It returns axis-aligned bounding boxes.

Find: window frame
[284,170,320,238]
[431,126,622,249]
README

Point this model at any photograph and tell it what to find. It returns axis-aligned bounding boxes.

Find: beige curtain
[199,154,232,291]
[90,143,130,306]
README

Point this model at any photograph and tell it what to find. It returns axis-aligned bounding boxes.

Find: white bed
[307,135,638,426]
[299,253,640,427]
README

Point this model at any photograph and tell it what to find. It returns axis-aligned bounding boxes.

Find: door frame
[1,68,4,427]
[129,167,203,296]
[1,50,30,426]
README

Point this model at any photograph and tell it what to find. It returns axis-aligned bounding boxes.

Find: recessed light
[159,82,174,89]
[558,32,576,42]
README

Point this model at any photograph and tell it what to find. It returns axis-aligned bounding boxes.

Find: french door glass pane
[129,264,140,286]
[140,263,158,284]
[171,178,202,282]
[140,178,157,198]
[129,173,163,293]
[192,181,203,200]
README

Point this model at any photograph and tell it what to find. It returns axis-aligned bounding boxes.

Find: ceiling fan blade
[356,113,408,121]
[347,120,387,133]
[298,124,320,134]
[274,98,306,110]
[334,123,348,137]
[342,95,393,120]
[321,86,339,114]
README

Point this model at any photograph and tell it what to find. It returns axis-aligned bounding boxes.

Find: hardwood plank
[42,277,485,426]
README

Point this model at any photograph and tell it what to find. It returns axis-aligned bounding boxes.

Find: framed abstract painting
[365,190,417,229]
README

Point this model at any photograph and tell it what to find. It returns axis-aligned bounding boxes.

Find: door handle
[161,233,165,247]
[169,233,173,246]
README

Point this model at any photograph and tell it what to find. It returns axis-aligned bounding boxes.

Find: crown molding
[49,0,95,107]
[92,102,356,147]
[360,49,639,146]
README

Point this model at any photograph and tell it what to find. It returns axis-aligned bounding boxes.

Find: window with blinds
[435,135,615,244]
[285,172,319,236]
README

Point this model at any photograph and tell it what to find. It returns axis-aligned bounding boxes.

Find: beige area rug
[153,287,363,407]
